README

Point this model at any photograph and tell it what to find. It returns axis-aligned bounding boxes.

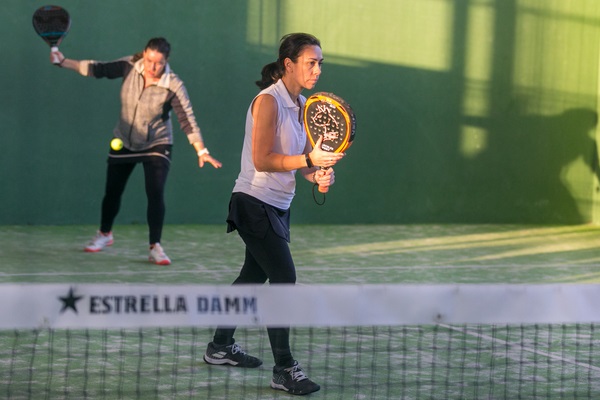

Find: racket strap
[312,183,326,206]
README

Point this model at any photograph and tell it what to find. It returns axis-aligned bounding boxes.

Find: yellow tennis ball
[110,138,123,151]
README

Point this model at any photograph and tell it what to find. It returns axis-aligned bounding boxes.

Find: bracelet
[305,153,314,168]
[197,148,210,157]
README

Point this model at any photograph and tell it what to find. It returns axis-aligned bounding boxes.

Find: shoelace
[152,245,166,257]
[91,233,109,243]
[230,343,246,355]
[287,364,308,382]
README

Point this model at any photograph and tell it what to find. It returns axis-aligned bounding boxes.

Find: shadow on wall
[463,106,598,223]
[296,59,599,224]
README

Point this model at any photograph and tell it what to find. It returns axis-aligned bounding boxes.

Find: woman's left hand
[309,136,345,168]
[199,154,222,168]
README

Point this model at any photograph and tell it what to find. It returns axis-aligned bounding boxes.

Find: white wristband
[197,148,210,157]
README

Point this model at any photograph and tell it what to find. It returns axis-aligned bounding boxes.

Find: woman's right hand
[50,50,65,65]
[308,136,345,168]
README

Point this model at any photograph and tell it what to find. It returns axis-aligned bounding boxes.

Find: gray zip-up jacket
[77,56,203,152]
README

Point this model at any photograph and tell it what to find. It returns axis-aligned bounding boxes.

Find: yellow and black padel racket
[304,92,356,194]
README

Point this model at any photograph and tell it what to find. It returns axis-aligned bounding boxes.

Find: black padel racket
[33,5,71,65]
[304,92,356,194]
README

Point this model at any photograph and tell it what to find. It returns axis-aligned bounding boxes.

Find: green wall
[2,0,600,225]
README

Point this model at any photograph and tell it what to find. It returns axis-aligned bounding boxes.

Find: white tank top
[232,79,307,209]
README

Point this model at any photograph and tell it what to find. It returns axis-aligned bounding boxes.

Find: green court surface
[2,223,600,285]
[2,224,600,399]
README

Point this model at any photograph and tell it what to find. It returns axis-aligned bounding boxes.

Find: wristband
[197,148,210,157]
[305,153,314,168]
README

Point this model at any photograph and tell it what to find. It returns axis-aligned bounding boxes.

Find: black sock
[212,334,235,346]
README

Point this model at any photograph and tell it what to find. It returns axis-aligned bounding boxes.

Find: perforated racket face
[304,92,356,153]
[32,5,71,47]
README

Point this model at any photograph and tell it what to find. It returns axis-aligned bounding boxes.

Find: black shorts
[226,192,291,242]
[107,144,172,165]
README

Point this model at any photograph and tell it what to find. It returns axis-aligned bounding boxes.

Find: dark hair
[255,33,321,89]
[132,37,171,62]
[145,37,171,58]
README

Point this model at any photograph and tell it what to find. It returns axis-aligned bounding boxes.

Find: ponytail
[255,61,284,89]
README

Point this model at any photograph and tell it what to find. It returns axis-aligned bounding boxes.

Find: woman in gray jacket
[52,37,221,265]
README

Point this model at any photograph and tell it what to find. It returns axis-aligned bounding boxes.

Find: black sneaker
[203,342,263,368]
[270,360,320,395]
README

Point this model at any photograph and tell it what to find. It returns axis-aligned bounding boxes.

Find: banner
[2,284,600,329]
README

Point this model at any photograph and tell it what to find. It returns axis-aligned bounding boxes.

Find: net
[2,283,600,399]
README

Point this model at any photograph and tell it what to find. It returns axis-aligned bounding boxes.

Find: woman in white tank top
[204,33,345,396]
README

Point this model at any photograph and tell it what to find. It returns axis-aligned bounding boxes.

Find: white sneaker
[149,243,171,265]
[84,231,113,252]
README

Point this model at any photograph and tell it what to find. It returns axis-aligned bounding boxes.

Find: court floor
[2,223,600,285]
[2,223,600,399]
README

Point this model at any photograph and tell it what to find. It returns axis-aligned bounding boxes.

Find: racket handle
[318,167,330,193]
[51,46,60,64]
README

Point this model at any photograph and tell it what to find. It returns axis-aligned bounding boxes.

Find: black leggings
[99,157,170,244]
[213,210,296,368]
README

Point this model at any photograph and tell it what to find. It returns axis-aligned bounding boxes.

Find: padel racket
[304,92,356,194]
[32,5,71,65]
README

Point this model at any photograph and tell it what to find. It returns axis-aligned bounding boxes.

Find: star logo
[59,287,83,314]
